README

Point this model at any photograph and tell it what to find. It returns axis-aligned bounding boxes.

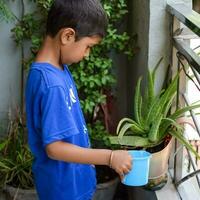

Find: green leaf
[118,122,145,140]
[152,57,163,82]
[109,136,150,147]
[134,77,143,125]
[147,72,178,125]
[170,129,200,160]
[116,118,145,135]
[148,114,163,142]
[147,70,155,108]
[0,0,15,22]
[0,140,8,151]
[170,104,200,120]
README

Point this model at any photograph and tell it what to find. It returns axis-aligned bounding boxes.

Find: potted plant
[109,59,200,190]
[0,109,37,200]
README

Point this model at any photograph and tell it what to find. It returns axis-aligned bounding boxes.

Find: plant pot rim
[150,137,174,155]
[3,185,36,193]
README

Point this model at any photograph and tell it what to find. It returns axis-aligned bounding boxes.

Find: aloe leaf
[147,73,178,125]
[158,117,182,140]
[118,123,135,140]
[138,92,144,126]
[109,136,151,147]
[116,118,137,134]
[142,90,149,117]
[170,129,200,160]
[152,57,163,83]
[145,95,161,126]
[159,104,200,140]
[134,77,143,125]
[129,123,146,134]
[159,118,200,160]
[143,89,164,128]
[148,114,163,142]
[147,70,155,108]
[163,92,176,117]
[170,104,200,120]
[118,122,145,140]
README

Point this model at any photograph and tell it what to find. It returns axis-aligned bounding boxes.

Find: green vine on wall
[0,0,136,146]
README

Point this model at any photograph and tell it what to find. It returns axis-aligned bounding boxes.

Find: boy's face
[60,31,101,65]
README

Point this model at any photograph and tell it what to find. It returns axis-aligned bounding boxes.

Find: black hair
[46,0,108,40]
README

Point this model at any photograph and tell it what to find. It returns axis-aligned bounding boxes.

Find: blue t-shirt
[25,62,96,200]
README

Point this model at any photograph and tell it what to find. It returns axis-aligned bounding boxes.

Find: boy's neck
[35,36,64,70]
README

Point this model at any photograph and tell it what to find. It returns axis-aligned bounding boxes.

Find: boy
[25,0,132,200]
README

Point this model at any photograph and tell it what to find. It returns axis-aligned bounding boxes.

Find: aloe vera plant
[110,59,200,159]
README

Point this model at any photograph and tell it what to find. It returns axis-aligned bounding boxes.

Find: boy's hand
[110,150,132,181]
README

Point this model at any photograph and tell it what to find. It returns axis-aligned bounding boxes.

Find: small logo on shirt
[66,86,77,110]
[69,88,77,103]
[83,125,88,134]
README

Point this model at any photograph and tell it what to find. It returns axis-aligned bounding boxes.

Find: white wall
[126,0,192,116]
[148,0,171,93]
[0,2,21,135]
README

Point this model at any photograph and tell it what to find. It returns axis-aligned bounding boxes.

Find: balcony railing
[166,2,200,199]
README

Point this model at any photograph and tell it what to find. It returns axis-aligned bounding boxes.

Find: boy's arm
[46,141,132,179]
[46,141,111,165]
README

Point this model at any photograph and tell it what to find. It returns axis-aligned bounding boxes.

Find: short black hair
[46,0,108,39]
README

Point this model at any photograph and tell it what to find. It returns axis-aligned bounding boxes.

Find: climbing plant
[0,0,136,146]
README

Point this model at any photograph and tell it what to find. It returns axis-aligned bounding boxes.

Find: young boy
[25,0,132,199]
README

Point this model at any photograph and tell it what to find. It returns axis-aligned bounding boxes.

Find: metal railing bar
[168,169,183,199]
[186,148,199,172]
[191,67,200,87]
[166,3,200,37]
[182,94,200,137]
[185,148,200,187]
[175,169,200,187]
[174,60,181,182]
[174,38,200,74]
[176,51,200,91]
[193,45,200,51]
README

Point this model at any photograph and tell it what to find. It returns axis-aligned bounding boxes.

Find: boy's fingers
[125,163,132,170]
[122,166,130,174]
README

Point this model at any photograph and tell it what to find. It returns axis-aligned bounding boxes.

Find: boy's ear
[60,28,76,45]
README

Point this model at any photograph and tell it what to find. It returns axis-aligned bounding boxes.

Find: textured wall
[127,0,150,116]
[0,2,21,135]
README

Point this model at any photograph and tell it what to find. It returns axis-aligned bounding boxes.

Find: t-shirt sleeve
[41,86,79,147]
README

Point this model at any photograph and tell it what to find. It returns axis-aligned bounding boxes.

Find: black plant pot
[93,166,119,200]
[93,177,119,200]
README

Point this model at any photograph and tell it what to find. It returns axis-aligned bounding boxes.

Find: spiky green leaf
[170,129,200,160]
[116,118,137,134]
[118,122,145,140]
[109,136,151,147]
[134,77,143,125]
[148,114,163,142]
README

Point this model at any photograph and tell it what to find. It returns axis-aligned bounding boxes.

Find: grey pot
[92,177,120,200]
[2,186,38,200]
[1,177,119,200]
